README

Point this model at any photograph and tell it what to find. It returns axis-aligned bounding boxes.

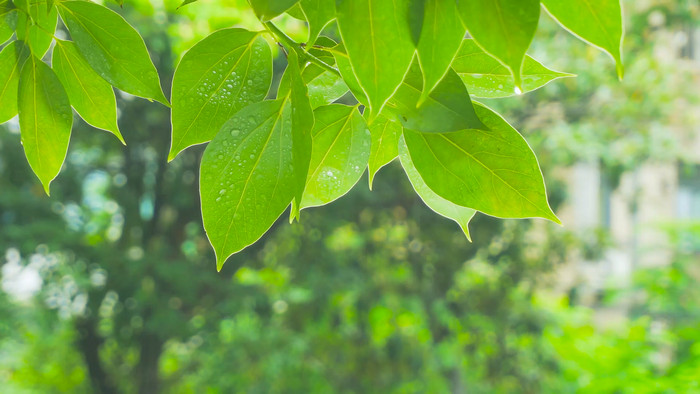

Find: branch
[263,21,341,78]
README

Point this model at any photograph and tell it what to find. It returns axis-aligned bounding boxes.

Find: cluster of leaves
[0,0,624,269]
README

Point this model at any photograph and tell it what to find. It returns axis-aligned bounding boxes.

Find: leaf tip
[616,62,625,81]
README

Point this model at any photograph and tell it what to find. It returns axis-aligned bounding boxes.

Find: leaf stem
[263,21,341,78]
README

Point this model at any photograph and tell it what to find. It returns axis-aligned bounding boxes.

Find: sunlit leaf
[58,0,168,104]
[250,0,299,21]
[302,63,348,108]
[18,56,72,195]
[0,40,29,123]
[335,0,415,120]
[398,134,475,240]
[386,62,485,133]
[14,1,57,57]
[0,0,17,45]
[300,104,369,209]
[299,0,334,44]
[542,0,624,78]
[52,40,123,143]
[282,50,313,221]
[415,0,465,104]
[453,39,574,98]
[367,114,401,189]
[200,99,296,270]
[331,43,367,106]
[456,0,540,92]
[403,103,559,223]
[169,28,272,160]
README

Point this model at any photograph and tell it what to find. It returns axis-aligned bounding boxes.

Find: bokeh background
[1,0,699,392]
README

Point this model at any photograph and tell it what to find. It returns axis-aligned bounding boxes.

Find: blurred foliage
[0,0,699,393]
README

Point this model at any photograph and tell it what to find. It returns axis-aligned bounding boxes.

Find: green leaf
[52,40,123,143]
[398,134,475,240]
[177,0,198,9]
[0,40,29,123]
[452,39,574,98]
[457,0,540,92]
[302,63,348,108]
[300,104,369,209]
[169,28,272,160]
[335,0,415,120]
[17,56,73,195]
[14,1,57,57]
[415,0,465,104]
[367,114,401,189]
[200,99,296,270]
[402,103,560,223]
[58,1,168,104]
[299,0,334,44]
[331,44,367,106]
[542,0,624,79]
[282,50,314,221]
[386,61,485,133]
[0,0,17,45]
[249,0,300,21]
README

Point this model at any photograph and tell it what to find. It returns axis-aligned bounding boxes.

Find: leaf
[386,61,485,133]
[300,104,369,209]
[14,1,57,57]
[335,0,415,120]
[299,0,334,44]
[281,50,313,221]
[456,0,540,92]
[17,56,73,195]
[541,0,624,79]
[398,134,475,240]
[58,0,168,104]
[249,0,300,21]
[452,39,574,98]
[415,0,465,104]
[402,102,560,223]
[0,40,29,124]
[169,28,272,160]
[200,99,296,270]
[52,40,124,143]
[177,0,198,9]
[331,44,367,106]
[367,114,401,189]
[0,0,17,45]
[302,63,348,108]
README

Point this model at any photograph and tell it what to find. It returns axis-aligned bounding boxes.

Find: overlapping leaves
[0,0,626,269]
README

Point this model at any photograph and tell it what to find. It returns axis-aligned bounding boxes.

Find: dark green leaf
[457,0,540,92]
[398,134,475,240]
[169,28,272,160]
[402,103,560,223]
[299,0,334,44]
[52,40,123,143]
[335,0,415,120]
[0,40,29,123]
[249,0,300,21]
[58,1,168,104]
[452,39,574,98]
[300,104,369,209]
[542,0,624,78]
[18,55,73,195]
[367,114,401,189]
[200,99,296,270]
[415,0,465,104]
[386,61,485,133]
